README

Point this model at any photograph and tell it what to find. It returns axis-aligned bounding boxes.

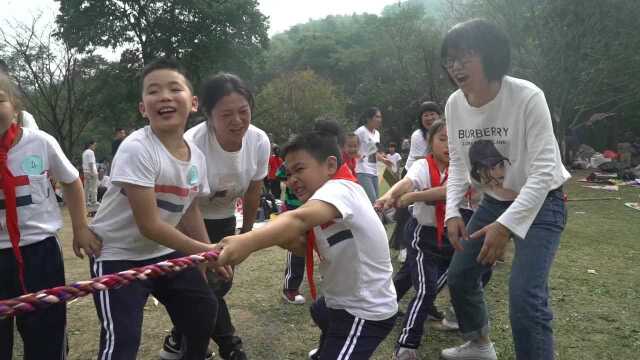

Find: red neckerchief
[306,163,357,300]
[426,154,448,249]
[0,123,27,293]
[341,151,357,176]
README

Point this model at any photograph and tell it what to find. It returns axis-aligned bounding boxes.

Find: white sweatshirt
[445,76,570,238]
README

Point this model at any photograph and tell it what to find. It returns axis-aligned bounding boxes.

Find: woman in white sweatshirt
[439,19,570,360]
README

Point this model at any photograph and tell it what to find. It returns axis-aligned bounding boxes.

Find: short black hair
[84,140,96,149]
[360,106,381,125]
[314,116,346,147]
[199,72,254,117]
[388,142,397,148]
[115,128,125,133]
[417,101,442,139]
[440,19,511,82]
[283,119,343,167]
[140,57,193,93]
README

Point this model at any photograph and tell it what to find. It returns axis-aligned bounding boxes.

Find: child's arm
[240,180,263,234]
[398,184,447,207]
[216,199,339,266]
[374,177,414,211]
[65,179,102,258]
[177,202,232,279]
[124,183,216,255]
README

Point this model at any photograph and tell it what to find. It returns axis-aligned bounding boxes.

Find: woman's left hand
[470,221,511,265]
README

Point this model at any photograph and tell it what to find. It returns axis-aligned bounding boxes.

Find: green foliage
[55,0,269,81]
[254,70,349,144]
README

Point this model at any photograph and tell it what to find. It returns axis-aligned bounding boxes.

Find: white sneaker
[441,341,497,360]
[282,290,306,305]
[440,318,460,331]
[398,249,407,263]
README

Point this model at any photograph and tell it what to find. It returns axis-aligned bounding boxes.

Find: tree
[1,18,110,157]
[254,70,349,144]
[55,0,270,80]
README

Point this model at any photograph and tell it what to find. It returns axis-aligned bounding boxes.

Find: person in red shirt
[265,144,284,199]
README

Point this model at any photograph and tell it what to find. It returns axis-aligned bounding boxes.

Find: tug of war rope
[0,250,220,319]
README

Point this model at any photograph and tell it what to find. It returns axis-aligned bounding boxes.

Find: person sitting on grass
[216,120,398,360]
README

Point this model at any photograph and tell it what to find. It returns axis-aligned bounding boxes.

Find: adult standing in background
[405,101,442,172]
[82,140,99,216]
[354,106,391,203]
[111,128,127,157]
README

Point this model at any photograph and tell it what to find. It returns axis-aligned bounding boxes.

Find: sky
[1,0,398,36]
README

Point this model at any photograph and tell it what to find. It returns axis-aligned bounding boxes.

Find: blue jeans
[357,173,379,203]
[447,189,566,360]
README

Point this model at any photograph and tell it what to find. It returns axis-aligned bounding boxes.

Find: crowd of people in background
[0,18,577,360]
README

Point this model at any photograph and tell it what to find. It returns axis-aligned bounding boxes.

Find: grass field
[9,170,640,359]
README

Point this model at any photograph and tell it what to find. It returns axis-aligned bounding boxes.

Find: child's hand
[72,227,102,259]
[215,235,256,266]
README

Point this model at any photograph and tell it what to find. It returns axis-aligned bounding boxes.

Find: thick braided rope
[0,250,220,319]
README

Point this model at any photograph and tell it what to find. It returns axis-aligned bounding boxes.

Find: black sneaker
[159,333,183,360]
[426,304,445,321]
[223,349,247,360]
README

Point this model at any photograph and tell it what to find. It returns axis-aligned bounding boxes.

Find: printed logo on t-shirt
[187,165,199,185]
[468,139,517,199]
[21,155,44,175]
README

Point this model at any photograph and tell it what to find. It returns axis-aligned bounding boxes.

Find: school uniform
[0,127,78,360]
[394,156,451,350]
[308,177,398,359]
[89,126,216,360]
[184,122,269,357]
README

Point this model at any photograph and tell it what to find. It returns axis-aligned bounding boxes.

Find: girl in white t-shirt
[440,19,569,360]
[405,101,442,172]
[217,121,398,360]
[376,120,453,359]
[0,74,93,359]
[354,107,392,203]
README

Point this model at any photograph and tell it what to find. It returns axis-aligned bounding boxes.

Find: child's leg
[319,307,395,360]
[283,250,305,291]
[396,227,446,349]
[14,237,67,360]
[447,199,503,341]
[0,319,14,359]
[153,256,217,360]
[91,258,152,360]
[393,218,420,301]
[310,297,330,352]
[509,193,564,359]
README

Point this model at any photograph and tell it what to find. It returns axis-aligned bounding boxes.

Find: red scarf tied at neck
[0,123,28,293]
[305,163,357,300]
[426,154,448,249]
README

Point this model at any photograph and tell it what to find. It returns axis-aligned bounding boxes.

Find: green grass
[9,170,640,359]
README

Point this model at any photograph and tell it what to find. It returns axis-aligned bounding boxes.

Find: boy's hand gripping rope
[0,250,220,319]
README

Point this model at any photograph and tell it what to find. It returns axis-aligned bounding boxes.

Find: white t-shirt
[0,128,78,249]
[405,129,428,171]
[354,125,381,175]
[90,126,210,261]
[20,111,39,130]
[310,179,398,321]
[82,148,97,175]
[99,175,111,188]
[405,159,446,227]
[445,76,571,238]
[387,152,402,174]
[185,122,270,219]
